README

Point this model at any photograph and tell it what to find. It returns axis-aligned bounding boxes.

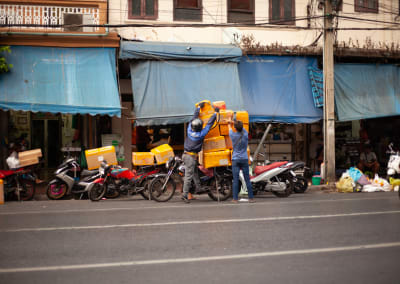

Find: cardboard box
[151,144,174,165]
[19,157,39,167]
[85,146,117,170]
[18,149,42,160]
[203,150,231,168]
[132,152,155,166]
[203,136,226,153]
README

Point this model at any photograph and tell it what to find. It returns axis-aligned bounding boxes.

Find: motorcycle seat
[254,161,288,175]
[81,169,98,177]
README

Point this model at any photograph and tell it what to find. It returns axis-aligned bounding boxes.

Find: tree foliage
[0,46,13,73]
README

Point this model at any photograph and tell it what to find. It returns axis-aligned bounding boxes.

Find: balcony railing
[0,4,100,32]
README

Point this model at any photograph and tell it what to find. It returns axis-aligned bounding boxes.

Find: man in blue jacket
[182,103,219,203]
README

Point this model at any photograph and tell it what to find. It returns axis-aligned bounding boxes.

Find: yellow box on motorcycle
[18,148,42,167]
[132,152,155,166]
[202,149,232,168]
[85,146,117,170]
[151,144,174,165]
[203,136,226,153]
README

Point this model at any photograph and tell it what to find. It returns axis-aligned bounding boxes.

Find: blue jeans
[232,159,254,200]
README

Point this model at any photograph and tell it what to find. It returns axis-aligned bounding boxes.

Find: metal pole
[252,124,272,169]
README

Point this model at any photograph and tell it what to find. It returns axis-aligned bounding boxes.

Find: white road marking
[1,210,400,233]
[0,196,393,216]
[0,242,399,273]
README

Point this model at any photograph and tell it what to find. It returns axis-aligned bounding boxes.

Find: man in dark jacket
[182,103,219,203]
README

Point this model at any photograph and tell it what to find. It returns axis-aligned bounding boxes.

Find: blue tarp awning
[238,55,323,123]
[129,60,243,125]
[0,46,121,117]
[122,41,244,125]
[335,63,400,121]
[120,40,242,62]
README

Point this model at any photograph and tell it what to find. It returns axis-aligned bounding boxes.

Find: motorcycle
[46,158,100,200]
[104,165,162,200]
[87,161,115,201]
[0,167,36,201]
[240,161,295,198]
[386,143,400,199]
[149,156,232,202]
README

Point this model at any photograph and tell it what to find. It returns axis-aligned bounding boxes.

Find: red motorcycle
[92,165,163,200]
[0,167,36,201]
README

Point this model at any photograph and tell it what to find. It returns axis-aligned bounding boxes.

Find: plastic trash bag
[370,174,391,192]
[357,174,371,186]
[6,151,20,169]
[336,176,354,193]
[348,167,363,183]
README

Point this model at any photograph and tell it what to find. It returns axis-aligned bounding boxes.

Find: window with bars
[128,0,158,19]
[269,0,295,25]
[227,0,254,24]
[174,0,202,21]
[355,0,378,13]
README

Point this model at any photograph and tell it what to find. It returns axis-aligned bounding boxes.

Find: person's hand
[215,107,220,113]
[199,102,205,108]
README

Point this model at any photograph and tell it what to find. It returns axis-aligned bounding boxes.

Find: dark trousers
[232,159,254,200]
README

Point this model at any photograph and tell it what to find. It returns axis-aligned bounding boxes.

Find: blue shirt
[184,107,217,153]
[229,129,249,160]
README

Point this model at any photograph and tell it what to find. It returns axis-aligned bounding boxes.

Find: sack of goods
[132,144,174,166]
[196,100,249,168]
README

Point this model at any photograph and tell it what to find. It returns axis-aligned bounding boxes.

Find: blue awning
[335,63,400,121]
[120,40,242,63]
[0,46,121,117]
[238,55,323,123]
[130,60,243,125]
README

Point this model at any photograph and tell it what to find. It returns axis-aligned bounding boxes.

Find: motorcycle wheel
[293,176,308,193]
[105,182,120,199]
[208,177,232,201]
[46,182,67,200]
[89,183,106,201]
[17,180,36,201]
[139,179,152,200]
[272,174,293,198]
[149,176,176,202]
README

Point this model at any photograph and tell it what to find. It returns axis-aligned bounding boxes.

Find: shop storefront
[0,46,121,178]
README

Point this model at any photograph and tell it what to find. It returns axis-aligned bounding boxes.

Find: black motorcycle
[149,156,232,202]
[46,158,100,200]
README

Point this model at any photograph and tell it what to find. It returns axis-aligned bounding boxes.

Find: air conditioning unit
[63,13,93,32]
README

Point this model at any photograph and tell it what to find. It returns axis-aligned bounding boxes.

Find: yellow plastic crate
[203,136,226,153]
[195,100,214,116]
[151,144,174,165]
[235,111,249,124]
[132,152,155,166]
[203,149,232,168]
[85,146,117,170]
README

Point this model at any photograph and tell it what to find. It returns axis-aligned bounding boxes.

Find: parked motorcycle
[104,165,162,200]
[46,158,99,200]
[240,161,295,197]
[87,161,115,201]
[149,156,232,202]
[0,167,36,201]
[385,143,400,200]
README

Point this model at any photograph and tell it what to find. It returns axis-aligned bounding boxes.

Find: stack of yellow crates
[132,144,174,166]
[196,100,249,168]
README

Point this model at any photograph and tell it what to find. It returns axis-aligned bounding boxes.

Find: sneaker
[232,199,238,204]
[181,195,190,203]
[188,193,197,200]
[248,199,256,203]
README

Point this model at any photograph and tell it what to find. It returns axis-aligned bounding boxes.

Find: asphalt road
[0,191,399,284]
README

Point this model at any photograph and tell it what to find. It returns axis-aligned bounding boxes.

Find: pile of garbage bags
[336,167,400,193]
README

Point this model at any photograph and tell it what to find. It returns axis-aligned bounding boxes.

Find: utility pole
[323,0,336,184]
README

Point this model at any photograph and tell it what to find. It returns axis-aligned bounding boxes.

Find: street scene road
[0,191,399,284]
